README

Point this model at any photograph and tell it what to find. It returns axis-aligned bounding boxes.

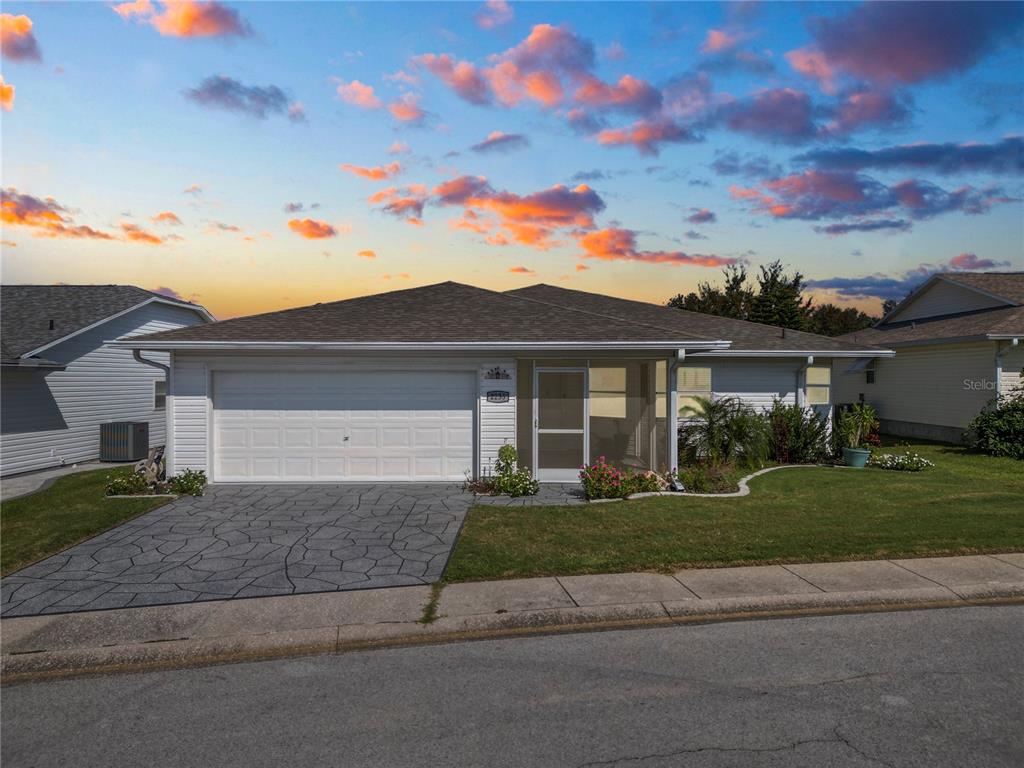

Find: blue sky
[2,1,1022,318]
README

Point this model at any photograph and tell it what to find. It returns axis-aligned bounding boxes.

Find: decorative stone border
[593,463,852,502]
[106,494,179,499]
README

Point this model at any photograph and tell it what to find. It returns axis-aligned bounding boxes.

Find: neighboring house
[833,272,1024,443]
[1,285,213,476]
[114,281,890,484]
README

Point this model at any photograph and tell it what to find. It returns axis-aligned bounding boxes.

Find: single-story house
[114,281,891,484]
[1,285,213,476]
[833,271,1023,443]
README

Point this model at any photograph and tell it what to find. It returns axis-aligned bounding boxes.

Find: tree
[666,264,754,320]
[748,261,813,330]
[806,303,878,336]
[666,260,882,336]
[881,298,900,316]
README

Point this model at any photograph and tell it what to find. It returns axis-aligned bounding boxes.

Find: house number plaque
[486,391,510,403]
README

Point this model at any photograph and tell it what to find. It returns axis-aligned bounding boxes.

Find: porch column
[668,350,681,471]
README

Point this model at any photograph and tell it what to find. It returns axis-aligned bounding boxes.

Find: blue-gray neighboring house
[1,284,213,476]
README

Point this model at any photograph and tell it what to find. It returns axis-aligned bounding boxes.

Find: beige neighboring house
[834,272,1024,443]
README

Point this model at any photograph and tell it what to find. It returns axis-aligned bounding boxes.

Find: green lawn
[445,443,1024,583]
[1,467,172,576]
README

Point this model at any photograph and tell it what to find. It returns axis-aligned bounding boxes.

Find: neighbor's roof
[937,271,1024,305]
[1,284,210,361]
[507,284,890,355]
[118,281,724,349]
[840,305,1024,346]
[842,271,1024,346]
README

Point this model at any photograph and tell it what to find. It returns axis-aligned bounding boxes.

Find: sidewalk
[3,553,1022,681]
[1,461,134,502]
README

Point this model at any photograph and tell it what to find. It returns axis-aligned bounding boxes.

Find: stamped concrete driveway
[2,484,475,618]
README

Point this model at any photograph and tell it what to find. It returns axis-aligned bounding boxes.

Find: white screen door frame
[532,366,589,482]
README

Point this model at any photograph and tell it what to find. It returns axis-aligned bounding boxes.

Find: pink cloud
[336,80,382,109]
[785,46,837,94]
[288,218,338,239]
[0,76,13,112]
[1,187,116,240]
[368,185,427,225]
[573,74,661,114]
[387,93,425,123]
[476,0,513,30]
[1,13,41,61]
[577,228,737,267]
[357,249,377,259]
[808,2,1023,85]
[339,162,401,181]
[414,53,489,105]
[113,1,251,39]
[151,211,182,225]
[826,89,911,135]
[387,141,411,155]
[595,119,698,156]
[724,88,817,143]
[687,208,716,224]
[700,29,741,54]
[508,265,535,275]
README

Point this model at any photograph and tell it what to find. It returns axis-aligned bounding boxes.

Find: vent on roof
[48,319,55,330]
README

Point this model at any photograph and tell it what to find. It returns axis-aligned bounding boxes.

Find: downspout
[132,349,169,374]
[133,350,173,476]
[796,355,814,408]
[668,349,684,489]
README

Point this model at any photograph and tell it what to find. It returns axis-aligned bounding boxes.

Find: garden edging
[612,463,856,501]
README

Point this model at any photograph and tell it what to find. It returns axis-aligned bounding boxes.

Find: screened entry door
[534,368,587,482]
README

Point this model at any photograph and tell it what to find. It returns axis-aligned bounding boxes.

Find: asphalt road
[3,605,1022,767]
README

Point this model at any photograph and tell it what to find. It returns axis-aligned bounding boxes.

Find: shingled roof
[841,272,1024,346]
[121,282,718,348]
[507,284,889,355]
[1,284,209,363]
[122,281,888,355]
[938,271,1024,305]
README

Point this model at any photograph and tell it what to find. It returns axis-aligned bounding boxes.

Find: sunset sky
[2,1,1022,320]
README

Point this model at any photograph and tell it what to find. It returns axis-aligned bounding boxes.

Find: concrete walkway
[3,553,1022,680]
[1,461,134,502]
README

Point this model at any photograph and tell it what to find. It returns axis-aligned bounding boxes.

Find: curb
[4,586,1021,684]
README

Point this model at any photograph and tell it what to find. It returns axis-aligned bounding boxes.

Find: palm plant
[678,396,769,470]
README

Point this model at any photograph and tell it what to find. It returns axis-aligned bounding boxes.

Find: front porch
[514,357,678,482]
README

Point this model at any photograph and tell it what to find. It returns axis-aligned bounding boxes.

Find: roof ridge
[512,283,846,343]
[502,285,714,342]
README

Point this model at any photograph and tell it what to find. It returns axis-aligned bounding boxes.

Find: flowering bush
[867,452,934,472]
[168,469,207,496]
[579,458,667,499]
[105,470,151,496]
[469,445,539,497]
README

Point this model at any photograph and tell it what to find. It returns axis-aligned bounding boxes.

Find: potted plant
[838,403,878,468]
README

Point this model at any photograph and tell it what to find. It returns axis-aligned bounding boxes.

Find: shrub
[168,469,208,496]
[837,403,878,450]
[677,463,740,494]
[868,452,934,472]
[678,396,769,470]
[766,400,830,463]
[474,445,540,497]
[579,458,667,499]
[967,386,1024,460]
[105,470,151,496]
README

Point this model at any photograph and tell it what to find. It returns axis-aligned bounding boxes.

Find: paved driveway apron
[2,484,474,617]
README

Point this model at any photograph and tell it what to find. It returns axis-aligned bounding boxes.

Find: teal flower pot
[842,447,871,468]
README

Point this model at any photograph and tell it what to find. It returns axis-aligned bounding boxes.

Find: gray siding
[888,279,1006,323]
[832,341,996,431]
[1,303,206,476]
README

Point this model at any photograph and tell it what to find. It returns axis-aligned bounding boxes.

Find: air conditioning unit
[100,422,149,462]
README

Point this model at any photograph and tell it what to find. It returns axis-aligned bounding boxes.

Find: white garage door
[212,370,475,482]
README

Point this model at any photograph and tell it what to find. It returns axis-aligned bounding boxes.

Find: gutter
[687,348,894,358]
[108,339,733,352]
[132,349,170,374]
